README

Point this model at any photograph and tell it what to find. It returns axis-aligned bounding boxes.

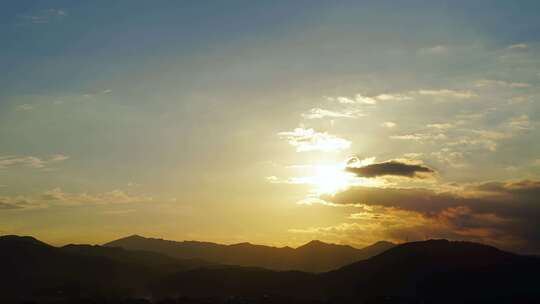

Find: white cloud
[427,123,453,129]
[381,122,397,128]
[390,134,423,141]
[374,93,412,101]
[417,89,476,99]
[328,94,376,105]
[301,108,363,119]
[475,79,530,88]
[278,128,351,152]
[328,93,411,105]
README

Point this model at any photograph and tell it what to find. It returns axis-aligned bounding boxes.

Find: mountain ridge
[104,235,395,272]
[1,235,539,303]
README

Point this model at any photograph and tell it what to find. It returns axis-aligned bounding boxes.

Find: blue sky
[1,1,540,252]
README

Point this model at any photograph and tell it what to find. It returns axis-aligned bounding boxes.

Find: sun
[311,164,356,195]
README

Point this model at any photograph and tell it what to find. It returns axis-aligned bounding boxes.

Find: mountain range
[1,235,539,303]
[104,235,395,272]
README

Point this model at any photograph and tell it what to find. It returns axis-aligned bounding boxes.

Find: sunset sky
[1,1,540,253]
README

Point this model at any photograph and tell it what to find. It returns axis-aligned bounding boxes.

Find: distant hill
[2,235,539,303]
[105,235,395,272]
[151,239,540,303]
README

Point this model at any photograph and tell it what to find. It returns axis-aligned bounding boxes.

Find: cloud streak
[0,154,69,169]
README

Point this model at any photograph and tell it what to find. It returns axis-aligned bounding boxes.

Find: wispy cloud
[381,122,397,128]
[21,9,67,24]
[328,93,411,105]
[16,104,34,111]
[301,108,363,119]
[475,79,530,88]
[508,115,533,130]
[278,127,351,152]
[0,188,153,211]
[0,154,69,169]
[507,43,528,50]
[418,45,448,55]
[416,89,476,99]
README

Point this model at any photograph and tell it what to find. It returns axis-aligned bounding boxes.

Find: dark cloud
[0,201,22,210]
[345,160,435,178]
[323,180,540,253]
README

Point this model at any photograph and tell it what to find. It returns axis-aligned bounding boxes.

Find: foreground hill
[0,235,210,302]
[322,239,540,302]
[105,235,395,272]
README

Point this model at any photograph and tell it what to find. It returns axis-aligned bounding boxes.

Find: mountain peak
[297,240,337,250]
[0,235,50,247]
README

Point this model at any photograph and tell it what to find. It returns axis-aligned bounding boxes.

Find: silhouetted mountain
[322,239,540,302]
[105,235,395,272]
[0,235,211,303]
[149,239,540,303]
[3,236,540,303]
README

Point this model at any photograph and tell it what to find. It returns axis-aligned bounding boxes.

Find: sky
[1,0,540,253]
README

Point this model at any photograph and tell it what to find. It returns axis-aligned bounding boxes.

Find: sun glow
[310,164,355,194]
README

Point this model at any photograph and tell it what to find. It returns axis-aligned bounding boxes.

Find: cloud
[21,9,67,24]
[374,94,412,101]
[390,134,424,141]
[345,159,435,178]
[329,94,377,105]
[278,127,351,152]
[418,45,448,55]
[475,79,530,88]
[381,122,396,128]
[0,202,23,210]
[320,179,540,252]
[390,133,447,142]
[0,154,69,169]
[508,115,532,130]
[328,93,411,105]
[40,188,153,205]
[427,123,453,129]
[301,108,363,119]
[16,104,34,111]
[417,89,476,99]
[508,43,528,50]
[0,188,153,211]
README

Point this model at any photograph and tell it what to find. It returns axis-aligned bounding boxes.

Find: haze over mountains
[105,235,395,272]
[2,234,539,303]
